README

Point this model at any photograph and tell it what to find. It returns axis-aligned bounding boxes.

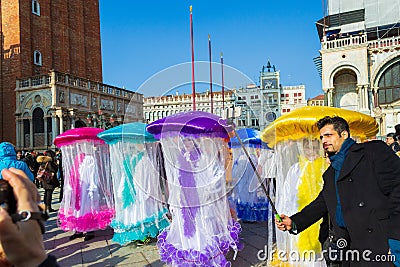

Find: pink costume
[54,127,115,232]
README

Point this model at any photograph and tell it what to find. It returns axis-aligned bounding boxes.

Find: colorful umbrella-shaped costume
[54,127,115,232]
[98,122,170,245]
[147,111,242,267]
[261,106,378,266]
[229,128,270,222]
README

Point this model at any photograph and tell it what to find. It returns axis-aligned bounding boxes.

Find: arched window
[32,107,44,147]
[34,50,42,66]
[332,69,357,110]
[33,108,44,134]
[378,61,400,105]
[32,0,40,16]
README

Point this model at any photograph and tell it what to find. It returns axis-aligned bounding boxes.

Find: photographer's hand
[0,168,47,267]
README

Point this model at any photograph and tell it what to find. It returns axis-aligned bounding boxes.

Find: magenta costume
[54,127,115,232]
[147,111,242,267]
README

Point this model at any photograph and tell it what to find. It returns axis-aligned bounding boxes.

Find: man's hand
[275,214,293,231]
[0,168,47,267]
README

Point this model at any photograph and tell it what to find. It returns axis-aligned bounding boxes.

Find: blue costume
[0,142,34,181]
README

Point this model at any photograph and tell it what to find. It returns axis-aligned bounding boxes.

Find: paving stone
[43,188,275,267]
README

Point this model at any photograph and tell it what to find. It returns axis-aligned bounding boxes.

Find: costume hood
[0,142,16,159]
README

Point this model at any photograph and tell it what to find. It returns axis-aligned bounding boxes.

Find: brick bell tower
[0,0,102,143]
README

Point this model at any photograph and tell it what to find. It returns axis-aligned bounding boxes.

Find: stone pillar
[15,116,21,148]
[356,85,363,111]
[44,116,48,147]
[325,88,334,107]
[364,85,370,111]
[358,85,370,113]
[59,113,64,134]
[20,119,25,149]
[29,118,34,149]
[371,87,378,109]
[52,113,58,143]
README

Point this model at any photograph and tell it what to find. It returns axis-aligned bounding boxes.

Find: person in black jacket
[276,116,400,266]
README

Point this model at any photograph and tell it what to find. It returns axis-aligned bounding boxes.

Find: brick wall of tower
[50,0,70,75]
[1,0,23,143]
[0,0,103,144]
[29,0,50,75]
[84,0,102,82]
[68,0,86,77]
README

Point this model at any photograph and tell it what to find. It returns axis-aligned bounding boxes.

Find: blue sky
[100,1,323,99]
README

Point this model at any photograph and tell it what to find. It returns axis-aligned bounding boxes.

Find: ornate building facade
[1,0,142,150]
[15,70,142,150]
[144,90,235,123]
[317,0,400,135]
[144,62,307,131]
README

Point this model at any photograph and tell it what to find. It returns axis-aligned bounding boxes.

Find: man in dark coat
[276,116,400,266]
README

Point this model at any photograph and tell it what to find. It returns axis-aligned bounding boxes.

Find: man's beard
[325,150,335,157]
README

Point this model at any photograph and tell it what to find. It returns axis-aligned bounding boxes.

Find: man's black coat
[291,140,400,266]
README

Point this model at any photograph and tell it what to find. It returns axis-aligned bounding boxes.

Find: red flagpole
[220,52,225,110]
[190,5,196,111]
[209,34,213,113]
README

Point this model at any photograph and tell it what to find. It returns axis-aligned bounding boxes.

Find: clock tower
[260,61,282,130]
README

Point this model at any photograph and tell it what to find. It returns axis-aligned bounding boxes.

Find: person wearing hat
[0,142,34,182]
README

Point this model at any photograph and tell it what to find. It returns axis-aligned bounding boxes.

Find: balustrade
[16,70,138,100]
[322,34,400,51]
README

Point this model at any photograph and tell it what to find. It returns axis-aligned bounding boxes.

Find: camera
[0,180,16,215]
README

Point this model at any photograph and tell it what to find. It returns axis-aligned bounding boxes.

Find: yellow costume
[261,106,378,266]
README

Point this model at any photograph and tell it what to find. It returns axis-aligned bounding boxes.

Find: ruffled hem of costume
[236,200,269,222]
[157,221,243,267]
[111,209,171,245]
[58,209,115,232]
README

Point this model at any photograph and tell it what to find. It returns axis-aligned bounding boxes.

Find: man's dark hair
[317,116,350,136]
[387,132,397,140]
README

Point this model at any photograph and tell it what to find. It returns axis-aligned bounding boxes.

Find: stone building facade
[144,63,307,131]
[0,0,142,150]
[317,0,400,135]
[15,70,142,150]
[144,90,235,123]
[307,94,325,107]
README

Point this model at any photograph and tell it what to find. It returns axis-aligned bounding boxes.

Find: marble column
[29,118,34,149]
[44,116,48,147]
[326,88,334,107]
[52,113,58,143]
[59,114,64,134]
[15,116,21,148]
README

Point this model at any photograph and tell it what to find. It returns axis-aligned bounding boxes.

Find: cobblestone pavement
[42,188,272,266]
